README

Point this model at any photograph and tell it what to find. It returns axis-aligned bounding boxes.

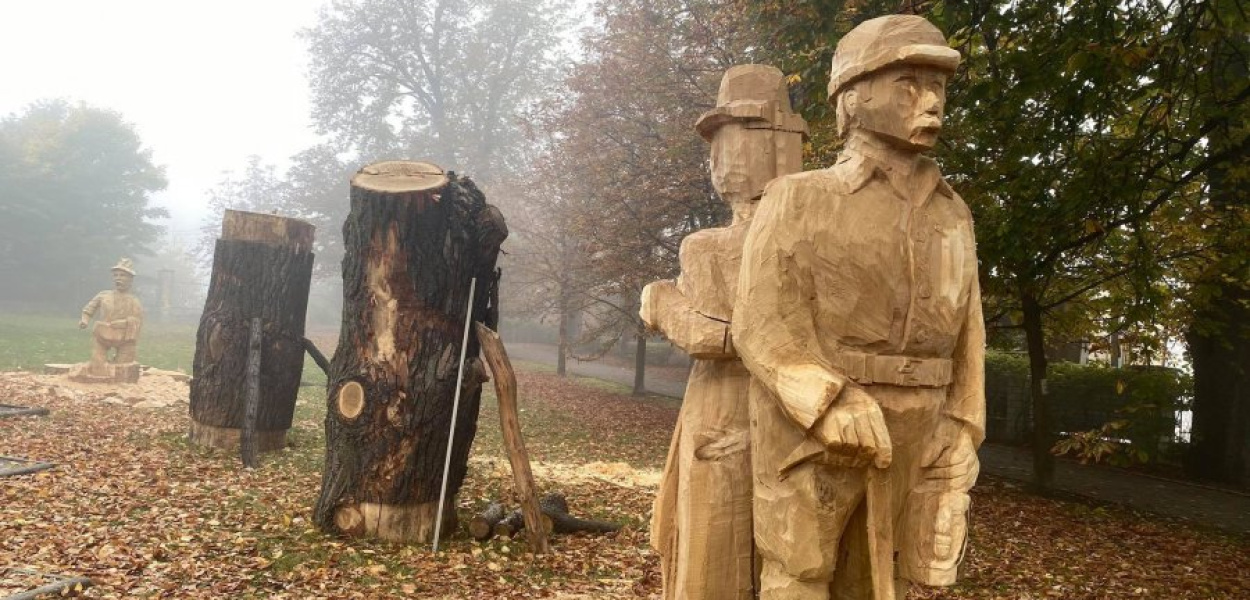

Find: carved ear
[837,88,859,137]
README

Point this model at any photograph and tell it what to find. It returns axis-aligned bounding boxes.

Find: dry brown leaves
[1,369,1247,599]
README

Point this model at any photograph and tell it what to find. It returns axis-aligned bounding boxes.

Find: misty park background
[1,0,1247,491]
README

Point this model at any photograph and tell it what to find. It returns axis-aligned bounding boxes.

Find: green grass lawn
[0,312,327,386]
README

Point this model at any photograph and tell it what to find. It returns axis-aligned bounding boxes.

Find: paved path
[507,342,1250,535]
[506,343,689,398]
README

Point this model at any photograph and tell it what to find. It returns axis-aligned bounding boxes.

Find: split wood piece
[189,210,315,453]
[241,318,263,469]
[313,161,508,544]
[475,323,548,554]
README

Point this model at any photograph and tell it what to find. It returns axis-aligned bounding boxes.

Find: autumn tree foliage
[303,0,571,186]
[744,0,1249,488]
[0,100,167,308]
[200,146,352,280]
[519,0,754,392]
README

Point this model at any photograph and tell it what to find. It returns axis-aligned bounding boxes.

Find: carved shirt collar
[835,137,954,204]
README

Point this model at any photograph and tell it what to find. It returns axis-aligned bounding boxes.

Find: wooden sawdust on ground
[0,370,190,409]
[472,456,661,489]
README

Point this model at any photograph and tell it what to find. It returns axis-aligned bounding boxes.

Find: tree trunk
[557,286,570,378]
[313,161,507,543]
[1186,306,1250,486]
[633,325,647,397]
[1021,291,1054,491]
[189,210,315,452]
[1184,18,1250,487]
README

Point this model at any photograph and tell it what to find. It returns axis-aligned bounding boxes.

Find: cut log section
[313,161,507,544]
[469,501,507,541]
[189,210,315,452]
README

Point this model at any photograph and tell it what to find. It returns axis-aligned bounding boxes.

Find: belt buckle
[897,357,920,384]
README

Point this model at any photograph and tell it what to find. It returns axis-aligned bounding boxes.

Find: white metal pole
[433,277,477,552]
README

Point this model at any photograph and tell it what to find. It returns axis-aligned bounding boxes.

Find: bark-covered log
[540,492,620,535]
[313,161,507,543]
[190,210,315,452]
[469,501,507,541]
[492,493,619,538]
[493,509,552,538]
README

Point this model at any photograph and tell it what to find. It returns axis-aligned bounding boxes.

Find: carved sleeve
[640,279,733,358]
[81,292,105,317]
[733,179,847,430]
[944,272,986,447]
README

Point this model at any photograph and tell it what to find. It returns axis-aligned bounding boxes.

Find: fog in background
[0,0,590,334]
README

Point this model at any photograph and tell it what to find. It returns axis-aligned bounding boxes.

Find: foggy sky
[0,0,324,243]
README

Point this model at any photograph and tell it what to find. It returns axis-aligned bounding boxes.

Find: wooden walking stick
[866,466,896,600]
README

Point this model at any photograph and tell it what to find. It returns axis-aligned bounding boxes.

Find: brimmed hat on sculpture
[827,15,961,101]
[695,64,809,142]
[111,258,136,276]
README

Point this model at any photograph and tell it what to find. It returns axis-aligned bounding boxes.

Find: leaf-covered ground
[2,369,1247,599]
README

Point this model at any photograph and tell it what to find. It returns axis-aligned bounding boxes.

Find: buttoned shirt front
[733,145,985,441]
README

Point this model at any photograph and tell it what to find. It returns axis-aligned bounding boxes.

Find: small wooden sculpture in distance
[732,15,985,600]
[73,258,144,383]
[641,64,807,600]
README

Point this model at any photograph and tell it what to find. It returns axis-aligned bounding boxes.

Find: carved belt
[831,349,953,387]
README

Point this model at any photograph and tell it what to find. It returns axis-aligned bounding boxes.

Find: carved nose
[921,90,942,116]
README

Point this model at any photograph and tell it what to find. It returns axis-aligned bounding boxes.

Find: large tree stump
[189,210,315,452]
[313,161,507,544]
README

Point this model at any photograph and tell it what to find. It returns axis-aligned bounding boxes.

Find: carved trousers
[89,338,137,375]
[750,381,948,600]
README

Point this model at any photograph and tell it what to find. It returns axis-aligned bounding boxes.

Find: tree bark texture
[313,161,508,543]
[189,210,315,452]
[633,325,647,397]
[1021,292,1055,491]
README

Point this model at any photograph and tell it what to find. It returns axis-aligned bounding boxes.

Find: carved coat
[647,220,755,600]
[733,147,985,587]
[83,290,144,345]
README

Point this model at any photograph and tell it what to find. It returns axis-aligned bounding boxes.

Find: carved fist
[921,420,979,491]
[812,386,893,469]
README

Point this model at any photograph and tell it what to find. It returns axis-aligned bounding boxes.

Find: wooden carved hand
[812,386,893,469]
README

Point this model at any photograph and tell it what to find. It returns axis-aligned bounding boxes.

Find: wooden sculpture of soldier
[641,64,807,600]
[77,258,145,380]
[733,15,985,600]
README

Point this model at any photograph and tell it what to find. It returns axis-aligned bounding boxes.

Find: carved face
[113,270,133,292]
[709,122,777,210]
[848,65,947,151]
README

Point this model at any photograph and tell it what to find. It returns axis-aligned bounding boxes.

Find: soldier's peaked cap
[827,15,960,101]
[695,64,808,142]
